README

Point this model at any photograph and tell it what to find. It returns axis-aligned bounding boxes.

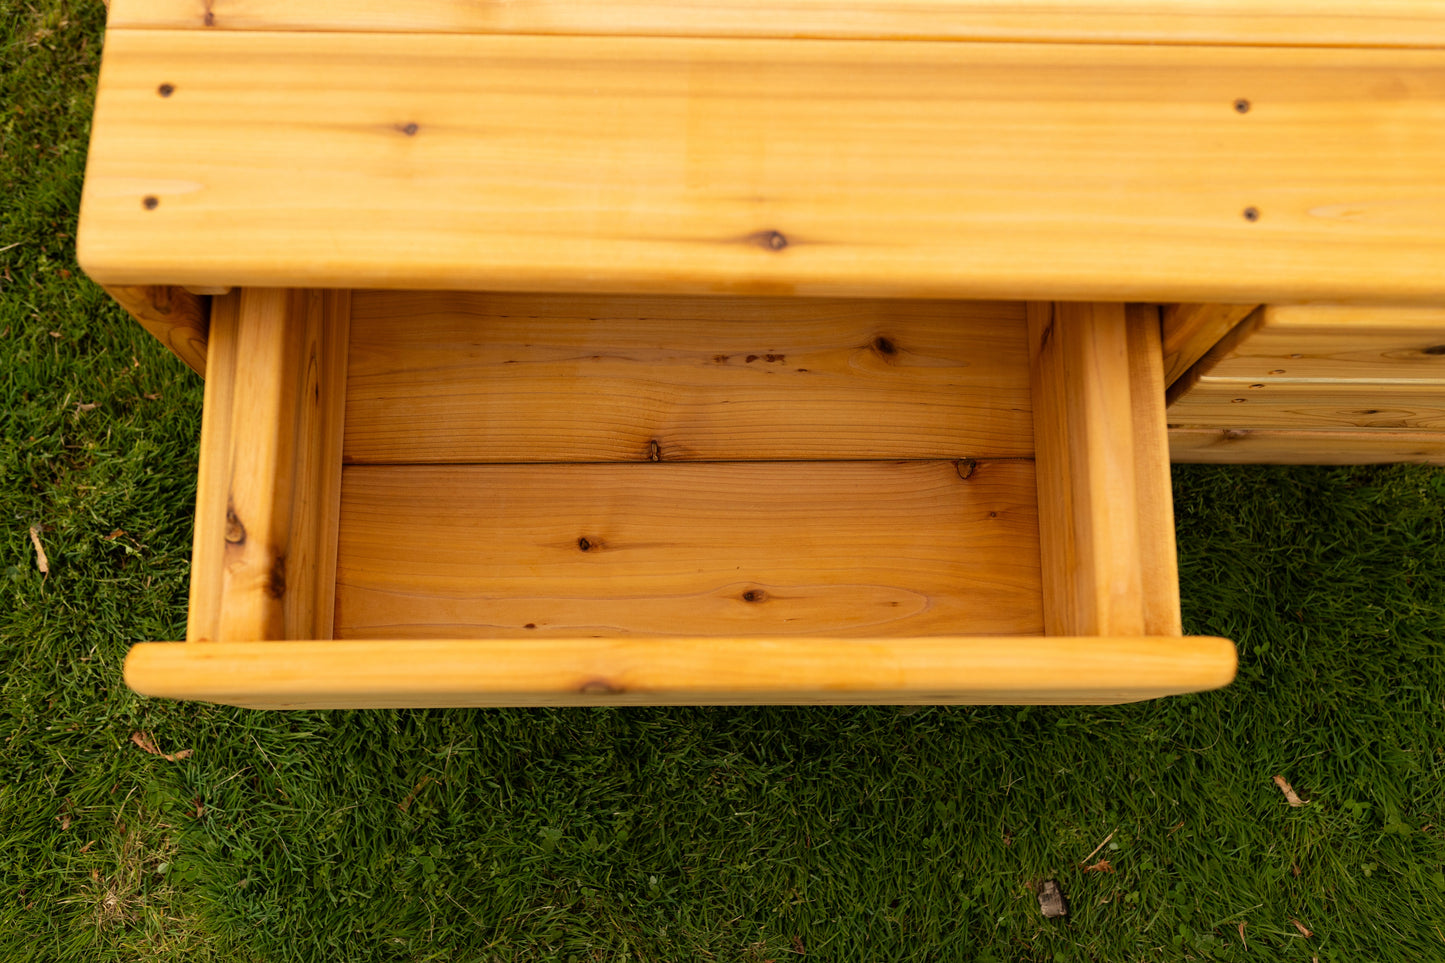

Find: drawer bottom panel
[333,461,1044,639]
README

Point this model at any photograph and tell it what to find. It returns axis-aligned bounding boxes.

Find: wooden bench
[79,1,1445,707]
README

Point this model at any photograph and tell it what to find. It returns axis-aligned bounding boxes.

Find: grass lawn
[2,3,1443,960]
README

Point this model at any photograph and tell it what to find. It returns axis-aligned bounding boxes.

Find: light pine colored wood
[1170,427,1445,465]
[1028,302,1180,637]
[187,288,349,642]
[78,32,1445,303]
[1165,305,1266,407]
[1178,304,1445,385]
[345,291,1032,463]
[1166,303,1445,435]
[102,284,208,376]
[185,290,239,640]
[124,636,1239,708]
[285,290,351,641]
[106,0,1445,48]
[1125,304,1182,637]
[1167,382,1445,430]
[1160,303,1258,388]
[333,461,1044,640]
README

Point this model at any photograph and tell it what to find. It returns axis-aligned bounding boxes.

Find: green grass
[2,3,1443,960]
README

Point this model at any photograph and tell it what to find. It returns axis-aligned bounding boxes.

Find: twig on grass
[1080,829,1115,865]
[28,524,48,573]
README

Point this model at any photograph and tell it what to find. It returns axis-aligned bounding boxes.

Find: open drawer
[119,290,1234,707]
[98,13,1445,705]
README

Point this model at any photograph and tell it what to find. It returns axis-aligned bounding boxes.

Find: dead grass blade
[1273,774,1308,807]
[130,732,193,763]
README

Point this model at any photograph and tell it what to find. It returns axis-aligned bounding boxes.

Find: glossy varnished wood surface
[125,636,1239,709]
[107,0,1445,48]
[344,292,1032,463]
[78,31,1445,303]
[333,461,1043,640]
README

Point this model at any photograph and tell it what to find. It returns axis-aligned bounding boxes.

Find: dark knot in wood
[746,230,789,251]
[224,505,245,544]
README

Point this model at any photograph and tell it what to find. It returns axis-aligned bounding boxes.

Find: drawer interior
[122,288,1236,707]
[335,293,1041,640]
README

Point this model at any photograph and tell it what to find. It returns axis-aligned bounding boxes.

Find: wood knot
[746,230,789,251]
[397,122,419,137]
[578,679,624,695]
[741,589,767,603]
[157,83,175,98]
[1233,98,1251,114]
[1423,345,1445,356]
[955,458,977,480]
[873,336,897,356]
[648,439,661,462]
[224,505,245,544]
[1243,206,1260,222]
[578,537,594,552]
[142,196,159,210]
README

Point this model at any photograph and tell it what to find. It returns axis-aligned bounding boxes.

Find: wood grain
[185,290,240,640]
[1160,302,1258,388]
[78,32,1445,303]
[285,290,352,641]
[333,461,1043,640]
[1124,304,1182,637]
[106,0,1445,48]
[102,284,208,376]
[1167,382,1445,430]
[187,288,349,642]
[345,291,1032,463]
[1029,302,1179,637]
[1169,427,1445,464]
[1180,304,1445,385]
[124,635,1239,708]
